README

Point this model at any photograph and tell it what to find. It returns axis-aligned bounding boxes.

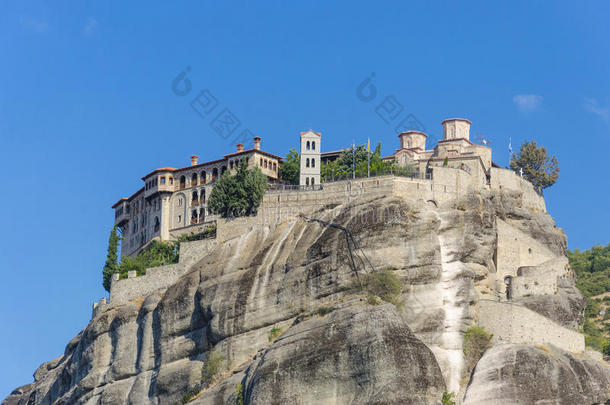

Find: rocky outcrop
[463,344,610,405]
[3,181,607,405]
[243,304,444,405]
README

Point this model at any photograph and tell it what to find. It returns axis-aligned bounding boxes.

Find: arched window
[504,276,512,300]
[312,141,316,150]
[306,158,310,167]
[212,168,218,181]
[306,141,310,150]
[179,176,186,189]
[201,171,206,184]
[154,217,160,232]
[199,208,205,223]
[311,158,315,167]
[260,158,263,166]
[221,166,227,174]
[191,209,198,225]
[191,173,198,186]
[311,177,315,185]
[200,189,205,204]
[306,177,310,186]
[192,190,198,205]
[264,160,268,168]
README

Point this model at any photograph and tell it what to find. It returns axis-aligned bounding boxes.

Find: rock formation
[4,176,609,405]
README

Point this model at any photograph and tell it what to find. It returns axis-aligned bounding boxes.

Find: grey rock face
[243,304,445,405]
[463,344,610,405]
[2,188,606,405]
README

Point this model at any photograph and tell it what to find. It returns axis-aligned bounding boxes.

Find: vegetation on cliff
[208,159,268,218]
[510,140,559,190]
[279,148,300,184]
[568,243,610,353]
[102,226,120,291]
[102,226,216,288]
[463,326,493,373]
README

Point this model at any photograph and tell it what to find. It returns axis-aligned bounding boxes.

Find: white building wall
[299,130,321,186]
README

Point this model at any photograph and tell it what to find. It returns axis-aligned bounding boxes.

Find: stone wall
[92,238,217,317]
[477,300,585,353]
[490,167,546,212]
[496,218,557,279]
[511,258,571,298]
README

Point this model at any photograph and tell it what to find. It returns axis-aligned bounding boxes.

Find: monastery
[113,118,492,258]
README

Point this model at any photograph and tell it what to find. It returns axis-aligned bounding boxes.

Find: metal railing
[267,184,324,192]
[266,169,432,193]
[322,168,431,183]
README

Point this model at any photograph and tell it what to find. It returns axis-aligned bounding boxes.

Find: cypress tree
[103,226,120,291]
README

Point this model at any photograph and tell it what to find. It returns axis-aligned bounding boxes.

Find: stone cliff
[4,173,610,405]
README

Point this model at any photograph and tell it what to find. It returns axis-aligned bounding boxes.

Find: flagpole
[352,140,355,179]
[508,136,512,168]
[367,138,370,178]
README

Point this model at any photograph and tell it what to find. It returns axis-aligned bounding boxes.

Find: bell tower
[299,130,321,186]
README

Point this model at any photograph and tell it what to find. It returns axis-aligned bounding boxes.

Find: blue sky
[1,1,609,399]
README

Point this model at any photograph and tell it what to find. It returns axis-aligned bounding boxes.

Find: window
[178,198,183,207]
[312,141,316,150]
[201,171,206,184]
[311,158,315,167]
[221,166,227,174]
[191,173,198,186]
[178,215,182,223]
[160,177,166,185]
[260,158,263,166]
[169,177,174,185]
[212,168,218,180]
[311,177,315,185]
[200,189,205,203]
[273,162,277,171]
[306,158,310,167]
[180,176,186,189]
[192,190,198,205]
[264,160,268,168]
[306,141,310,150]
[306,177,309,186]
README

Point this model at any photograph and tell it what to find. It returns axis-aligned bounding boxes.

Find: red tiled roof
[441,118,472,125]
[141,167,177,180]
[111,198,128,209]
[300,129,321,137]
[397,130,427,137]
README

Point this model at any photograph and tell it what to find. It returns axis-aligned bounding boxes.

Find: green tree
[102,226,120,291]
[208,159,268,218]
[280,148,300,184]
[509,140,559,190]
[568,243,610,352]
[320,142,413,181]
[463,326,493,372]
[441,392,456,405]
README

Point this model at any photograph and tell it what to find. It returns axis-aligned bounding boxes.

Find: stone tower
[398,130,427,150]
[299,130,321,186]
[441,118,471,141]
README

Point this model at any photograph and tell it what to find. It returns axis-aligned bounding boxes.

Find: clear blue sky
[1,1,609,399]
